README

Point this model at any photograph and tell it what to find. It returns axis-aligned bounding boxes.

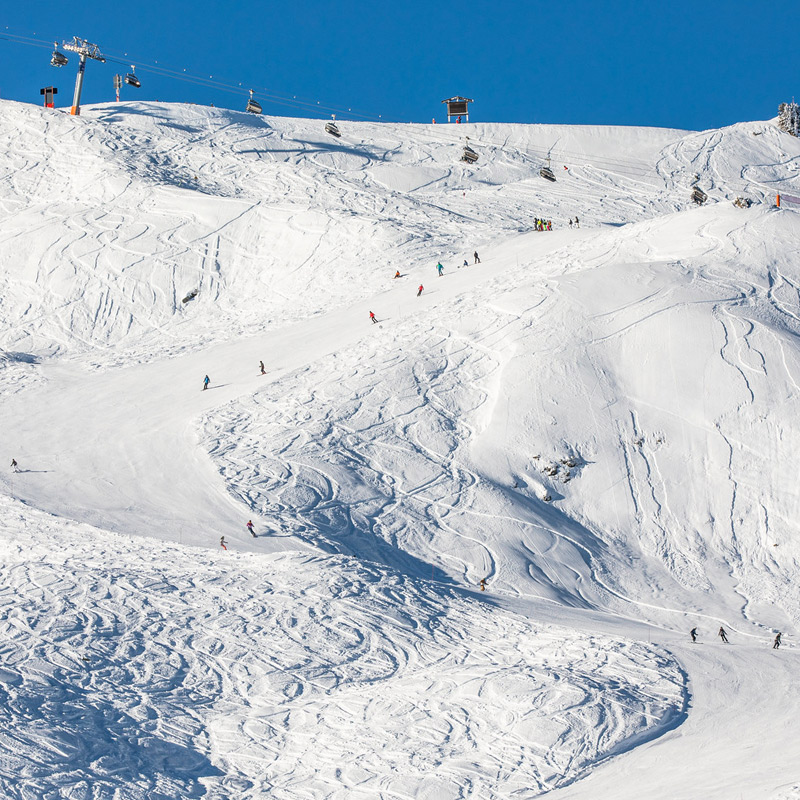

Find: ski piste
[0,100,798,799]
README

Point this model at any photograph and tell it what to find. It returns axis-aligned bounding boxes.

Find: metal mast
[61,37,105,116]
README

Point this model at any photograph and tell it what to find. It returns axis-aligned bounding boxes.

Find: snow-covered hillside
[1,99,800,799]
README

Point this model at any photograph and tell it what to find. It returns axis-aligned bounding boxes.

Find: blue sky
[1,1,797,129]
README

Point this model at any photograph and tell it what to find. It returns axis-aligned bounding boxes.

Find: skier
[260,360,266,375]
[774,632,782,649]
[547,220,552,231]
[718,626,729,643]
[456,115,461,124]
[220,536,227,550]
[575,216,580,228]
[474,251,481,264]
[436,262,444,277]
[394,270,401,279]
[569,218,573,228]
[246,520,256,538]
[369,310,378,324]
[463,259,469,268]
[10,458,18,473]
[690,627,698,643]
[417,284,424,297]
[203,375,210,391]
[479,577,487,591]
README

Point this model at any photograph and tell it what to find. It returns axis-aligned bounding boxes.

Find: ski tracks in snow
[0,495,685,799]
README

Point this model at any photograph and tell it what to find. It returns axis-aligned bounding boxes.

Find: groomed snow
[1,99,800,798]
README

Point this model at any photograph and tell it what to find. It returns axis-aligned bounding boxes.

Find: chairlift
[245,89,262,114]
[50,43,68,67]
[325,114,341,138]
[124,67,141,88]
[539,166,556,182]
[539,157,556,182]
[461,137,479,164]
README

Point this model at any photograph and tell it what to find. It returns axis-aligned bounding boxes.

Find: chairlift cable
[2,24,692,180]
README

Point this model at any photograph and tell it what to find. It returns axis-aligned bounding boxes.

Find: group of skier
[534,218,553,231]
[690,626,782,649]
[374,251,482,320]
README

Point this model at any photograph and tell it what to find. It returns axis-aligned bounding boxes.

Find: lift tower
[61,37,105,115]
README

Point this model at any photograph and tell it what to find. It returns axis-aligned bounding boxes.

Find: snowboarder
[260,360,266,375]
[417,284,424,297]
[246,520,256,538]
[203,375,210,391]
[220,536,227,550]
[474,251,481,264]
[774,632,782,649]
[436,262,444,277]
[690,627,698,643]
[718,626,729,643]
[10,458,18,473]
[479,577,487,591]
[369,311,378,324]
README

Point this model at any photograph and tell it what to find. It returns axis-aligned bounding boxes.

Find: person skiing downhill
[369,311,378,324]
[690,627,698,643]
[473,251,480,264]
[437,262,444,276]
[246,520,256,538]
[260,360,266,375]
[774,632,782,649]
[417,284,424,297]
[10,459,18,473]
[718,626,729,643]
[203,375,210,391]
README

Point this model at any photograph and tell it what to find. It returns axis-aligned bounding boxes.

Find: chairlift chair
[461,137,478,164]
[325,114,341,138]
[539,166,556,182]
[539,162,556,182]
[124,67,141,88]
[245,89,262,114]
[50,44,68,67]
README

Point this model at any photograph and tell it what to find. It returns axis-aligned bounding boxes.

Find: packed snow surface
[1,100,800,798]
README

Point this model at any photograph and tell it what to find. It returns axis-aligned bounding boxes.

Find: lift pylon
[61,37,105,116]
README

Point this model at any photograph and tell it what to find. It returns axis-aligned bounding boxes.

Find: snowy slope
[2,99,800,798]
